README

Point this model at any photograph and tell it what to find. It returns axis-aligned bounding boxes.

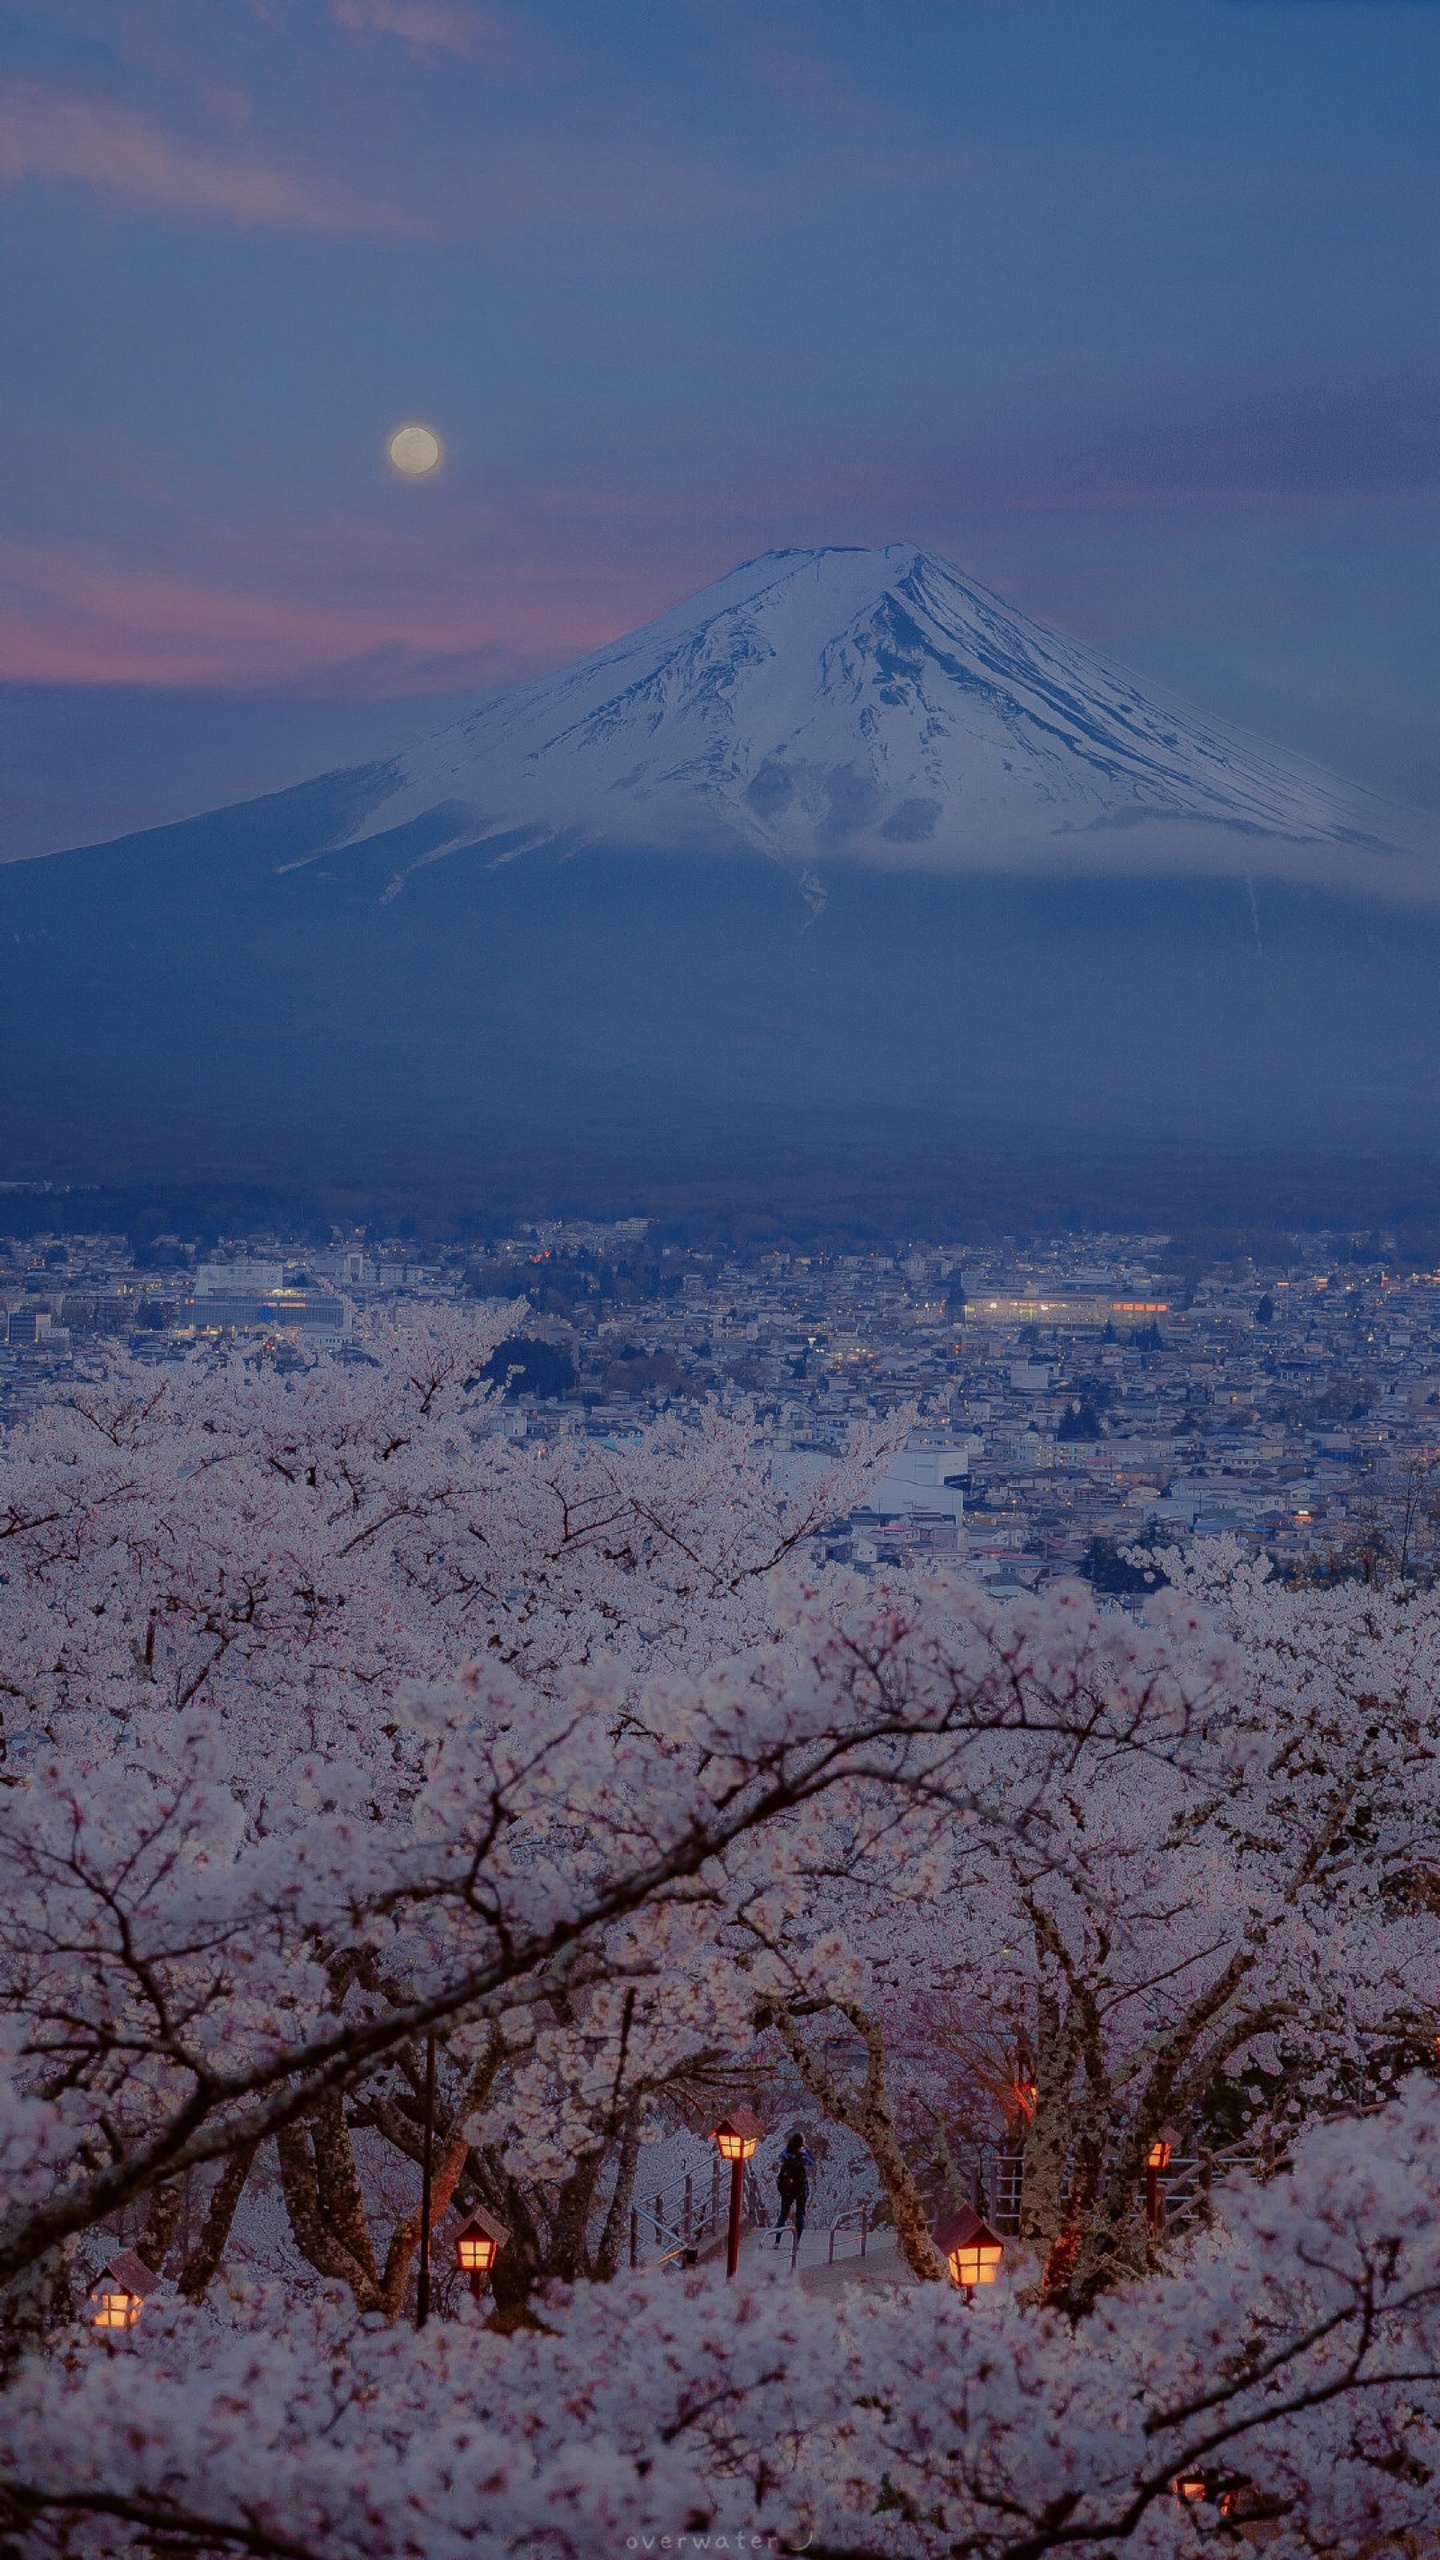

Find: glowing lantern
[93,2290,142,2332]
[1145,2125,1180,2232]
[453,2207,508,2300]
[1173,2475,1207,2504]
[933,2205,1004,2293]
[712,2106,765,2278]
[89,2249,158,2331]
[713,2107,764,2163]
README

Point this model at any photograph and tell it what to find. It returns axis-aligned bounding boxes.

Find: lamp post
[932,2205,1003,2299]
[416,2028,436,2331]
[1145,2127,1178,2235]
[712,2107,765,2279]
[453,2208,508,2305]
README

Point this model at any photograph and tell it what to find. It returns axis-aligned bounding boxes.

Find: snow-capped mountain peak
[362,544,1431,890]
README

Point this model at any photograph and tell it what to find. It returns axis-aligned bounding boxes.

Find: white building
[859,1442,976,1524]
[193,1260,285,1296]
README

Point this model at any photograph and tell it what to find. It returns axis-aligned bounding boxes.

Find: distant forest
[7,1136,1440,1262]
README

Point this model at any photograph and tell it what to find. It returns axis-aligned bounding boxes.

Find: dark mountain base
[6,775,1440,1238]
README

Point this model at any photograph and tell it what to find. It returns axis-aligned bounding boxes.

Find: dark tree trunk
[179,2144,258,2302]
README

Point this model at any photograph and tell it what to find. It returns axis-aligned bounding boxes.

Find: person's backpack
[777,2153,806,2202]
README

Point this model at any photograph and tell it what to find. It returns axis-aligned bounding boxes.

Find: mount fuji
[352,543,1426,892]
[4,544,1439,1220]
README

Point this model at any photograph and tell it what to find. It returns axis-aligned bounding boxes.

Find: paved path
[738,2225,914,2294]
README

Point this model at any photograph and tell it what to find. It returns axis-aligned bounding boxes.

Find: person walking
[774,2131,814,2255]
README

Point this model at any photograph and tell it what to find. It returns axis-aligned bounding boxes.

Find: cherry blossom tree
[0,1316,892,1775]
[0,1324,894,2309]
[3,1419,1200,2318]
[744,1567,1440,2306]
[5,2079,1440,2558]
[5,1343,1440,2557]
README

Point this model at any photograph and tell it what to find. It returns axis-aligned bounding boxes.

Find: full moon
[388,424,442,477]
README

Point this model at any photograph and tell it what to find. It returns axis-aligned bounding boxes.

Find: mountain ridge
[339,542,1434,899]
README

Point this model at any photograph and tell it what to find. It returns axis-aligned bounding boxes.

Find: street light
[1145,2127,1178,2234]
[712,2107,765,2279]
[453,2208,508,2303]
[932,2205,1003,2296]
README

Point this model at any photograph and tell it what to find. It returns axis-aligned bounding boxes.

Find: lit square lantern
[93,2291,142,2331]
[713,2107,766,2278]
[933,2205,1003,2292]
[89,2249,159,2332]
[712,2106,765,2163]
[453,2206,508,2290]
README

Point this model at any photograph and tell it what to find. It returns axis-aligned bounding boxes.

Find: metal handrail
[622,2166,888,2272]
[935,2137,1262,2243]
[1159,2144,1261,2234]
[627,2161,766,2270]
[825,2202,873,2264]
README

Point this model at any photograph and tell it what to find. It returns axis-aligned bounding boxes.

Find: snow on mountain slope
[355,545,1434,894]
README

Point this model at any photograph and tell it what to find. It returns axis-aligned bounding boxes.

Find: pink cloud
[0,82,425,232]
[0,538,635,693]
[9,360,1433,698]
[0,77,768,250]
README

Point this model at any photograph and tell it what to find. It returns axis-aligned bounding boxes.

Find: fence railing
[624,2166,887,2271]
[941,2145,1026,2236]
[1160,2144,1261,2234]
[628,2158,767,2269]
[618,2137,1265,2277]
[945,2139,1261,2241]
[823,2203,875,2264]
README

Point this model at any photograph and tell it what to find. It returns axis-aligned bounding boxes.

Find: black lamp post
[416,2028,436,2330]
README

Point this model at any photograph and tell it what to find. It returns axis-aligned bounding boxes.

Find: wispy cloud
[6,354,1438,695]
[0,536,625,691]
[327,0,555,72]
[0,81,425,230]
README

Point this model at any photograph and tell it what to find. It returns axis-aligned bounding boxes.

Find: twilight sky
[5,0,1440,853]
